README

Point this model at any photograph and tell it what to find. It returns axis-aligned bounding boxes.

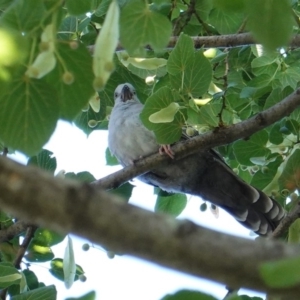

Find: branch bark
[0,157,300,297]
[94,88,300,190]
[87,33,300,53]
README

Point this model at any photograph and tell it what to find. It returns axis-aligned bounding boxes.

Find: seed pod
[88,119,98,128]
[62,71,74,85]
[149,102,180,123]
[93,0,119,90]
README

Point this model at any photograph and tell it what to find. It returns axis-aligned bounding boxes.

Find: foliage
[0,0,300,299]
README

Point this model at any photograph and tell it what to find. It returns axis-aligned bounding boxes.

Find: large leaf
[278,149,300,192]
[209,8,244,34]
[120,0,172,55]
[167,34,212,97]
[11,285,57,300]
[233,130,270,166]
[66,0,93,15]
[0,76,59,155]
[155,191,187,217]
[0,263,21,289]
[245,0,294,50]
[161,289,218,300]
[47,42,95,120]
[140,87,184,144]
[0,0,46,32]
[260,256,300,288]
[27,149,57,173]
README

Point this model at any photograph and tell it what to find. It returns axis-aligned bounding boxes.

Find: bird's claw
[159,145,174,159]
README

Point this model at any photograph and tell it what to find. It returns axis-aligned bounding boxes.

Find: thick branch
[87,34,300,53]
[1,157,300,297]
[0,221,29,243]
[94,88,300,190]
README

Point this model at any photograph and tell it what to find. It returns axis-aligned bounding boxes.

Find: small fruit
[186,127,195,136]
[69,41,79,50]
[145,76,155,85]
[200,202,207,212]
[233,168,239,174]
[82,243,90,251]
[281,189,290,197]
[107,251,115,259]
[88,119,98,128]
[39,41,50,52]
[79,274,87,282]
[279,126,290,134]
[290,192,298,202]
[93,76,105,91]
[251,165,259,173]
[62,71,74,85]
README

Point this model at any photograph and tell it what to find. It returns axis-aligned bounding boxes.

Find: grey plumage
[108,83,285,235]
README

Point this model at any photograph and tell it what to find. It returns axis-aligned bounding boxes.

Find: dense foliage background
[0,0,300,299]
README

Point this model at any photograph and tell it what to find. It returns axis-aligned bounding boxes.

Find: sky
[12,120,264,300]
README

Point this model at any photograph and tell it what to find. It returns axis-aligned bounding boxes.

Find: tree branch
[94,88,300,190]
[87,34,300,54]
[1,157,300,297]
[0,221,29,243]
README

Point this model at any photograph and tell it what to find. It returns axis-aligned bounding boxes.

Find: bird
[108,83,286,236]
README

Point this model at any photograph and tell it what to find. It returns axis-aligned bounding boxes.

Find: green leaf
[273,66,300,90]
[57,16,77,40]
[66,0,93,15]
[264,87,293,110]
[167,34,194,75]
[268,123,284,145]
[64,236,76,289]
[155,192,187,217]
[251,54,278,68]
[25,244,54,262]
[65,171,96,183]
[167,34,212,96]
[0,0,46,33]
[278,149,300,192]
[149,102,180,123]
[66,291,96,300]
[105,147,119,166]
[233,130,270,166]
[285,119,300,136]
[22,269,39,290]
[260,256,300,288]
[245,0,294,50]
[161,289,218,300]
[120,0,172,55]
[209,8,244,34]
[11,285,56,300]
[47,42,95,120]
[250,155,283,190]
[213,0,245,13]
[140,87,184,144]
[32,228,65,247]
[190,102,233,127]
[50,258,84,282]
[0,76,59,155]
[109,182,134,202]
[288,219,300,244]
[27,149,57,173]
[0,263,21,289]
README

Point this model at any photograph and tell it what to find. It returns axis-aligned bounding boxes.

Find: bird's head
[114,83,139,104]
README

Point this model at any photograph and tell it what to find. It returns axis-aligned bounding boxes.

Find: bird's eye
[114,92,118,98]
[133,90,136,94]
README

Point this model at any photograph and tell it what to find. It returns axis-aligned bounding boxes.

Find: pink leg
[159,145,174,159]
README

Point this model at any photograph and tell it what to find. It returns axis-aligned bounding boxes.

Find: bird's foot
[159,145,174,159]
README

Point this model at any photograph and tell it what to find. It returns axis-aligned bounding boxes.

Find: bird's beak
[121,85,133,102]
